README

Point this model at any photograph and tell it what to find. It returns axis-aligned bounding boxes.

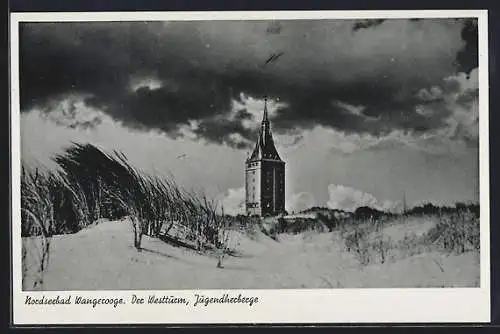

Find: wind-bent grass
[21,166,58,290]
[21,143,232,289]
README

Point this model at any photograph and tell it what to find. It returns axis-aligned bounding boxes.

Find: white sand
[23,219,480,291]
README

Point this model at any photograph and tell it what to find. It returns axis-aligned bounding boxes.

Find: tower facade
[245,99,286,216]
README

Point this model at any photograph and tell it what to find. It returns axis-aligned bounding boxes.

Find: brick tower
[245,98,285,216]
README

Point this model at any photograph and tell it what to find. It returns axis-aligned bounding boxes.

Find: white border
[10,10,490,325]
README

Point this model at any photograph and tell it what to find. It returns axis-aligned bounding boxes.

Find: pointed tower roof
[247,97,283,162]
[262,96,269,123]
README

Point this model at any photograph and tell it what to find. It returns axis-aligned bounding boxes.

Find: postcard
[10,9,490,324]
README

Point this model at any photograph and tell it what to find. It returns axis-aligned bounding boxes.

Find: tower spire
[263,96,269,123]
[247,96,282,162]
[261,96,270,146]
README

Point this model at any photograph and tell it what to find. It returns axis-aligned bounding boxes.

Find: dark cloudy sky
[19,17,480,213]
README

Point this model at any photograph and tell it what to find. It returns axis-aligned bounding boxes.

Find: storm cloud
[19,18,479,149]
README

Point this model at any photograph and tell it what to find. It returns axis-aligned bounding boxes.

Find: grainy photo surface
[19,16,481,293]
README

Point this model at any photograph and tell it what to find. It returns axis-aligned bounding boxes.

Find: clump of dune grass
[21,143,234,286]
[53,143,132,224]
[21,166,52,290]
[339,206,480,266]
[52,143,231,252]
[340,221,374,265]
[21,165,73,289]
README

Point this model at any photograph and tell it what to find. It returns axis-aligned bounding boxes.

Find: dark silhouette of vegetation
[406,202,479,217]
[354,206,385,220]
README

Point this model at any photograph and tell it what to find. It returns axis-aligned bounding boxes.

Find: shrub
[394,231,428,259]
[316,213,339,231]
[370,233,393,264]
[341,223,372,265]
[267,217,288,238]
[424,211,479,254]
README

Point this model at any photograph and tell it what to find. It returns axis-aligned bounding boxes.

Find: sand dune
[23,219,480,291]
